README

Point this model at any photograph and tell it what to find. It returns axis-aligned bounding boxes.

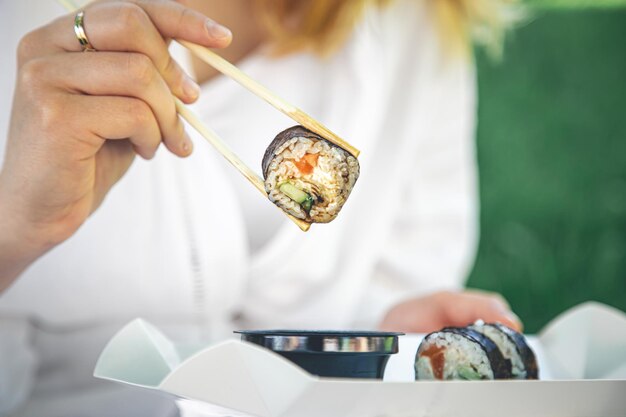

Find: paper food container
[94,302,626,417]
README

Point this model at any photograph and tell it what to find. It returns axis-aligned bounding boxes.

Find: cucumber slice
[458,366,482,380]
[279,183,309,203]
[279,183,315,213]
[301,197,313,212]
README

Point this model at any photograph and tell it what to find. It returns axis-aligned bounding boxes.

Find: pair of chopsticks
[57,0,360,232]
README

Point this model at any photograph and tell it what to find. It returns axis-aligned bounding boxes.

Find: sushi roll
[414,327,512,380]
[262,126,360,223]
[470,322,538,379]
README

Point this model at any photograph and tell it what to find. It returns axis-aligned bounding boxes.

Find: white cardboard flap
[94,319,181,387]
[274,379,626,417]
[538,301,626,379]
[160,341,313,417]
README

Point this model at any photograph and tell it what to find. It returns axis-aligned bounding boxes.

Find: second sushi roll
[470,321,538,379]
[415,322,538,381]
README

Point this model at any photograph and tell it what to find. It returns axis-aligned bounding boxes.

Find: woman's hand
[379,290,523,333]
[0,1,232,290]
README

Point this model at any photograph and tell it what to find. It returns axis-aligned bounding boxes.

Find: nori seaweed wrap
[471,322,539,379]
[262,126,359,223]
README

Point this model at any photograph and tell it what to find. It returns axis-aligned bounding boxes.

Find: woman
[0,1,519,416]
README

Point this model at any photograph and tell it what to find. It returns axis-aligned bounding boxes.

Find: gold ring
[73,11,96,52]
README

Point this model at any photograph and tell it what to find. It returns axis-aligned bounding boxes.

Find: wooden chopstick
[57,0,77,12]
[179,40,361,158]
[57,0,311,232]
[174,100,311,231]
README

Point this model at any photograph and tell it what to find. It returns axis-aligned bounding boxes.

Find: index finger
[130,0,232,47]
[22,1,231,101]
[81,0,232,49]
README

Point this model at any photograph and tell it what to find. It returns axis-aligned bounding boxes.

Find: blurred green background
[467,3,626,332]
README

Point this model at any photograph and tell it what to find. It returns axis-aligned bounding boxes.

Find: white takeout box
[95,302,626,417]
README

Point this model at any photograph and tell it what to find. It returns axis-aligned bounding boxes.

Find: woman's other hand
[379,290,523,333]
[0,1,232,290]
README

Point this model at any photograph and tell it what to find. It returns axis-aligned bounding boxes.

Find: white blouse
[0,0,478,415]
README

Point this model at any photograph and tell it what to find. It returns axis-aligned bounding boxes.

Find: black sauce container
[235,330,403,379]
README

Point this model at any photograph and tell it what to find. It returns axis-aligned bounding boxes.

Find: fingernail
[505,311,523,330]
[206,20,232,40]
[182,133,193,155]
[182,76,200,100]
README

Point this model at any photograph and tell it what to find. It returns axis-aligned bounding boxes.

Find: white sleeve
[0,318,38,416]
[351,0,479,328]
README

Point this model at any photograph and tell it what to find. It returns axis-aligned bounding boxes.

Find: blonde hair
[256,0,516,57]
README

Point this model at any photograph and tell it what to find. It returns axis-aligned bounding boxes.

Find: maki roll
[470,321,539,379]
[415,327,512,380]
[262,126,360,223]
